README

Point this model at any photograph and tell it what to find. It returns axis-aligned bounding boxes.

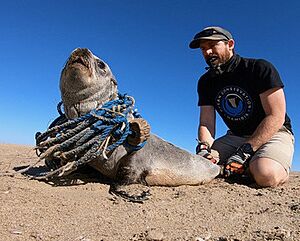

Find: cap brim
[189,39,201,49]
[189,35,228,49]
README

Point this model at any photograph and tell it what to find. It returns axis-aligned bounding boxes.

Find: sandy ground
[0,143,299,241]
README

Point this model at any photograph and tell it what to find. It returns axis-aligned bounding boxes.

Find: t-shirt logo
[216,86,253,121]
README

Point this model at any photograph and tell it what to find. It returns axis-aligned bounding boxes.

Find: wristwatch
[196,141,211,154]
[239,143,254,155]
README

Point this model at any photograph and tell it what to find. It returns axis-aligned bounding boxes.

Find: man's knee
[249,158,288,187]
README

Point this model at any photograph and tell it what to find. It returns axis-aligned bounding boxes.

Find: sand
[0,143,299,241]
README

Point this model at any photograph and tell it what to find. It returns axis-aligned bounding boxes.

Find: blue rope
[35,93,147,178]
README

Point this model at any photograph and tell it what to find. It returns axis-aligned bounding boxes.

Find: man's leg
[249,158,288,187]
[249,127,294,187]
[212,127,294,187]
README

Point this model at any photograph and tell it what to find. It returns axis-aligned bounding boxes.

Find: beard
[205,49,232,68]
[205,49,233,75]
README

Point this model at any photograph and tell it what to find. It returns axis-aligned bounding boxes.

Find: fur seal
[59,48,220,186]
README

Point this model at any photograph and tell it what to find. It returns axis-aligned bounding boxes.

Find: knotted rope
[33,93,148,180]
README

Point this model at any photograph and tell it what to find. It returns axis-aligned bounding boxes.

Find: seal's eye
[97,60,106,69]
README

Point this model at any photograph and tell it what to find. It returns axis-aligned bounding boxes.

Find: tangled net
[33,93,150,180]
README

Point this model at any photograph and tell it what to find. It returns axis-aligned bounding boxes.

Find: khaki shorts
[211,126,295,172]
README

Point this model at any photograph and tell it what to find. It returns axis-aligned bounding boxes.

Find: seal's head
[60,48,118,119]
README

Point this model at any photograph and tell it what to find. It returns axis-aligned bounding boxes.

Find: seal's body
[60,48,220,186]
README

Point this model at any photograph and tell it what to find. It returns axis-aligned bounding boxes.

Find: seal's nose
[72,48,91,56]
[69,48,93,66]
[79,48,89,53]
[65,50,87,70]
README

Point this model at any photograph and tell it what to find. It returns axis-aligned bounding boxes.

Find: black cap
[189,26,233,49]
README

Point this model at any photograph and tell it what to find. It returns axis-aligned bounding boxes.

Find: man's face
[199,39,234,67]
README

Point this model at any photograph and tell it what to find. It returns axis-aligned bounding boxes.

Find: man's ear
[228,39,235,50]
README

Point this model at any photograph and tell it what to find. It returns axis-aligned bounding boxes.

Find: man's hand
[224,143,254,177]
[196,141,217,164]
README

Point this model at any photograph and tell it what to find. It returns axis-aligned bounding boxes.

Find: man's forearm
[198,106,216,148]
[247,114,284,151]
[198,125,215,147]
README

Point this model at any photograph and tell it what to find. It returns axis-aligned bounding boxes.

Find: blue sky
[0,0,299,170]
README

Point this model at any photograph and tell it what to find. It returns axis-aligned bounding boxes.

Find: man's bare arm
[198,105,216,147]
[247,87,286,151]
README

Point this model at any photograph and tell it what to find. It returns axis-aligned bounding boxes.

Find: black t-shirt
[197,54,293,136]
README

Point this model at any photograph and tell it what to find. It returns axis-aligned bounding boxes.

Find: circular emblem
[216,86,253,121]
